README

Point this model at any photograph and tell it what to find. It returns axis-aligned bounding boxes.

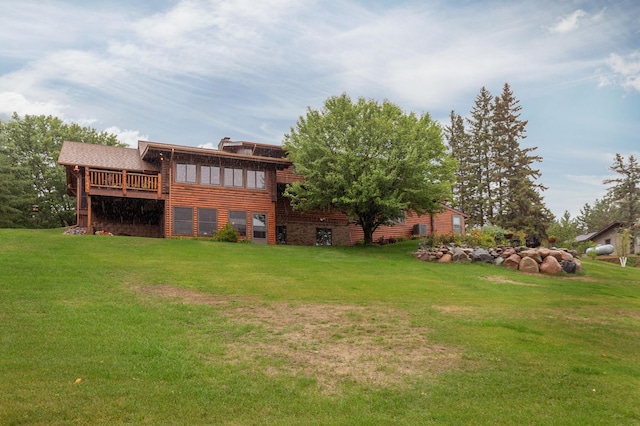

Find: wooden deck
[86,169,163,199]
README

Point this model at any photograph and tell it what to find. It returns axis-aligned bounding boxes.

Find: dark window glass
[198,208,217,236]
[174,207,193,235]
[229,210,247,236]
[316,228,332,246]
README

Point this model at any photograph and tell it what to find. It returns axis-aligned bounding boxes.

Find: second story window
[224,167,244,187]
[176,163,196,183]
[247,170,265,189]
[201,165,220,185]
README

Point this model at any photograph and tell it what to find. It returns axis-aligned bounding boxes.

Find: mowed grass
[1,229,639,425]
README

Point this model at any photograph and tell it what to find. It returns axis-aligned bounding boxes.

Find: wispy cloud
[550,9,587,34]
[606,51,640,92]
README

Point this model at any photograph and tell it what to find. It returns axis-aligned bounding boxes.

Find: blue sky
[1,0,639,219]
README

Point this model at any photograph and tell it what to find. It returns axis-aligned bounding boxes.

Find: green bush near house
[212,222,239,242]
[1,229,639,424]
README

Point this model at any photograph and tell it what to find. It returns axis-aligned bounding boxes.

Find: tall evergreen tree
[604,154,640,225]
[491,83,552,237]
[465,87,495,226]
[603,153,640,252]
[444,110,475,218]
[576,196,622,233]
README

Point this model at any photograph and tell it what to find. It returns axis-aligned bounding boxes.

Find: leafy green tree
[0,150,32,227]
[0,113,120,228]
[283,94,456,244]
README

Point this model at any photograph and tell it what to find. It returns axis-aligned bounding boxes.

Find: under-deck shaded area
[91,197,164,237]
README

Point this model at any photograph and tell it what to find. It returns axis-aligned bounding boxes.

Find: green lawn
[1,229,639,425]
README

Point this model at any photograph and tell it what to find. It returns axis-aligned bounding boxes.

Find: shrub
[213,223,239,242]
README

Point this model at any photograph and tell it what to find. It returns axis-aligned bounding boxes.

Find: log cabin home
[58,138,466,245]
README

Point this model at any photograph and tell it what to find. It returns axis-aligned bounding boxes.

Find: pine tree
[490,83,552,237]
[604,154,640,224]
[465,87,495,226]
[577,196,622,233]
[444,110,474,219]
[603,153,640,252]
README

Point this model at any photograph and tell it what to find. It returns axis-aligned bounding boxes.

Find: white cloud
[197,142,217,149]
[550,9,587,34]
[0,92,68,117]
[104,126,148,148]
[606,51,640,92]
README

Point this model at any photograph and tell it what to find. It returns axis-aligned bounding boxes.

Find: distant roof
[574,221,625,243]
[58,141,159,172]
[575,232,597,243]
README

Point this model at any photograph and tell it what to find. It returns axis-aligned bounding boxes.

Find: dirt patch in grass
[134,285,461,392]
[479,276,540,286]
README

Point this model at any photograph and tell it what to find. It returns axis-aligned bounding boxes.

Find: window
[605,238,611,245]
[452,215,462,235]
[224,167,244,187]
[174,207,193,235]
[201,166,220,185]
[176,163,196,183]
[247,170,265,189]
[229,210,247,236]
[392,211,406,224]
[252,213,267,243]
[198,208,217,236]
[276,226,287,244]
[316,228,332,246]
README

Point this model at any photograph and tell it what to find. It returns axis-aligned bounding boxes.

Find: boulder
[549,250,564,261]
[537,247,551,258]
[471,248,494,263]
[561,260,577,274]
[502,247,517,258]
[540,255,562,275]
[451,247,471,263]
[520,249,542,264]
[560,250,574,262]
[519,256,540,273]
[573,257,583,273]
[503,254,522,269]
[494,256,505,266]
[438,253,452,263]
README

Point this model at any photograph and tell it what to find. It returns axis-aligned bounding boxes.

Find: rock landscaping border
[413,244,582,275]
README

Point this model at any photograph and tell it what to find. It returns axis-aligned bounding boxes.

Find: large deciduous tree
[0,113,120,228]
[283,94,456,244]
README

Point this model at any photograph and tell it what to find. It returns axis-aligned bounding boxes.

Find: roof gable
[58,141,159,172]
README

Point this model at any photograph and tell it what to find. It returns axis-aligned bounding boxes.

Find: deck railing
[88,169,161,197]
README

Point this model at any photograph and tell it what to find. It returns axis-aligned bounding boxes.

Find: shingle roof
[58,141,159,172]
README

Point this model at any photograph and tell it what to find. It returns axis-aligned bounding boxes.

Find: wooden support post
[122,170,127,195]
[87,195,92,234]
[157,173,162,198]
[84,168,90,194]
